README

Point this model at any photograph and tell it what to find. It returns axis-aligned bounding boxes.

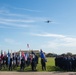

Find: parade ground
[0,71,76,75]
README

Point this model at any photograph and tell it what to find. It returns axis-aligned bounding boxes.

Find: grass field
[37,57,55,71]
[0,57,61,71]
[20,57,59,72]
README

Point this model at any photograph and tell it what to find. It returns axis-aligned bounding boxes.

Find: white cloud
[0,20,33,28]
[0,18,35,23]
[32,33,76,53]
[41,38,76,54]
[0,12,28,17]
[0,6,53,25]
[4,38,20,45]
[31,33,66,38]
[12,7,41,12]
[0,8,9,14]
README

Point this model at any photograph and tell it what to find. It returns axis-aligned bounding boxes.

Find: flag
[27,44,29,48]
[0,51,1,56]
[19,50,21,64]
[7,50,10,65]
[8,56,10,65]
[4,51,6,56]
[7,50,10,57]
[25,53,28,61]
[1,50,3,55]
[11,50,12,58]
[1,50,3,59]
[40,50,45,59]
[22,51,25,57]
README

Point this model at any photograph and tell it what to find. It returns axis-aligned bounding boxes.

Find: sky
[0,0,76,54]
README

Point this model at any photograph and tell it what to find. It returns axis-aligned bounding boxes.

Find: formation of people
[0,49,47,71]
[55,55,76,71]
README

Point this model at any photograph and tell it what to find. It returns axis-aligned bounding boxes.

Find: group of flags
[0,49,29,65]
[0,43,46,64]
[0,44,30,58]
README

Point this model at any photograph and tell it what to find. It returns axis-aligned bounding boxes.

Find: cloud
[0,6,54,29]
[4,38,20,45]
[0,18,35,23]
[47,37,76,48]
[0,6,50,25]
[0,8,9,14]
[12,7,41,12]
[0,13,48,22]
[0,25,11,28]
[0,12,28,17]
[0,17,51,29]
[0,21,31,28]
[0,18,34,28]
[32,33,76,53]
[41,38,76,54]
[31,33,66,38]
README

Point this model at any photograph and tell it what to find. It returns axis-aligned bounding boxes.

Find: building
[18,50,39,54]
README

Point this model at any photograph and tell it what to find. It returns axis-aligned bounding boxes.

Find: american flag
[27,44,29,48]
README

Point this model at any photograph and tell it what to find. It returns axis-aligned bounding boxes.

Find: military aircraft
[45,20,52,23]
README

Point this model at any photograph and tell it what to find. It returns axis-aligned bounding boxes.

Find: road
[0,72,76,75]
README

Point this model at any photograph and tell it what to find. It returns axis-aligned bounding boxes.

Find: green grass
[0,57,61,72]
[37,57,55,71]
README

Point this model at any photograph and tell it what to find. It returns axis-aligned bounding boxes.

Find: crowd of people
[0,49,47,71]
[1,49,76,72]
[55,55,76,71]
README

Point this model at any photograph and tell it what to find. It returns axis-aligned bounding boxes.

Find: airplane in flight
[45,20,52,23]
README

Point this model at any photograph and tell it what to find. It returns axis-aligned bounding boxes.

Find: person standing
[9,56,12,71]
[20,57,25,71]
[40,49,47,70]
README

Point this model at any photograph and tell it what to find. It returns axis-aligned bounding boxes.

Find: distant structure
[18,50,39,54]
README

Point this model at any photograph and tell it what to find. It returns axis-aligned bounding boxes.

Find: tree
[66,52,72,56]
[46,53,57,57]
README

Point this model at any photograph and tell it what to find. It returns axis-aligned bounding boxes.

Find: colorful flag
[1,50,3,55]
[19,50,21,64]
[7,50,10,65]
[22,51,25,57]
[25,53,28,61]
[11,50,12,58]
[8,56,10,65]
[1,50,3,59]
[40,50,45,59]
[4,51,6,56]
[7,50,10,57]
[0,51,1,56]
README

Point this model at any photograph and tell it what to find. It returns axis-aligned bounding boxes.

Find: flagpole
[11,50,12,58]
[20,49,21,65]
[27,44,30,54]
[0,51,1,56]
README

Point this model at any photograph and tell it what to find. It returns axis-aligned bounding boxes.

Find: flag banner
[8,56,10,65]
[1,50,3,59]
[27,44,29,48]
[25,53,28,61]
[22,52,25,57]
[40,50,45,59]
[7,50,10,57]
[19,50,21,64]
[11,50,12,58]
[1,50,3,55]
[7,50,10,65]
[4,51,6,56]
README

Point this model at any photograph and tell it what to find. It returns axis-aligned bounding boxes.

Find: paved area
[0,72,76,75]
